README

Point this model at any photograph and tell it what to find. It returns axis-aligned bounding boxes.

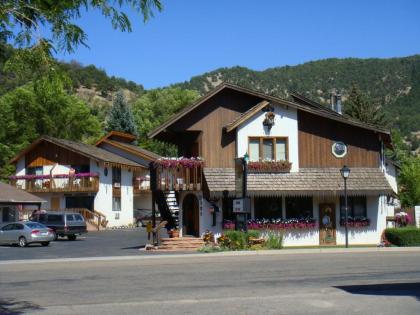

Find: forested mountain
[1,41,419,150]
[174,56,420,146]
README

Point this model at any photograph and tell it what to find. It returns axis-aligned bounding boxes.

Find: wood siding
[298,111,380,168]
[170,89,263,168]
[25,141,90,168]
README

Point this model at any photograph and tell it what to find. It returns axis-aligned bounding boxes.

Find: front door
[182,194,199,237]
[319,203,336,246]
[51,197,60,209]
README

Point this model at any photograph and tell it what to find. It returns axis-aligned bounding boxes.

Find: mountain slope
[173,55,420,141]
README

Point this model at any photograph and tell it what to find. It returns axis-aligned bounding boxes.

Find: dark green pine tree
[344,83,387,126]
[106,90,138,140]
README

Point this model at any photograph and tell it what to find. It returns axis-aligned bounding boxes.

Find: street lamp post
[340,165,351,248]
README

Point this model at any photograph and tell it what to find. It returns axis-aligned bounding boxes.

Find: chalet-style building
[149,83,397,246]
[9,131,157,228]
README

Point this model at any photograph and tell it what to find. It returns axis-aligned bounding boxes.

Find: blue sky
[54,0,420,89]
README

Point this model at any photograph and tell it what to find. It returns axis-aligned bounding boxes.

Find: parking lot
[0,228,170,261]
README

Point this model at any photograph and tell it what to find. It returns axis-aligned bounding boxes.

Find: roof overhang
[148,83,391,144]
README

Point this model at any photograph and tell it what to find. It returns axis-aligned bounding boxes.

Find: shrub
[246,230,261,242]
[224,230,247,250]
[265,231,283,249]
[385,227,420,246]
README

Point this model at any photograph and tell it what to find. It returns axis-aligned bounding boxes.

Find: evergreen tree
[106,90,138,139]
[344,83,387,126]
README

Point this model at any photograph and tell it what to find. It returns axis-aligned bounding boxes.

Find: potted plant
[168,229,179,238]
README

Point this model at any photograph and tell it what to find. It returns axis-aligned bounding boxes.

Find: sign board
[233,198,251,213]
[234,158,244,198]
[415,206,420,228]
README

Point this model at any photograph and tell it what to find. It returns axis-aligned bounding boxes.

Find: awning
[203,167,393,198]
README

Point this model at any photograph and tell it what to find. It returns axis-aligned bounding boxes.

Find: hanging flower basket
[247,160,292,173]
[153,157,204,169]
[263,111,275,129]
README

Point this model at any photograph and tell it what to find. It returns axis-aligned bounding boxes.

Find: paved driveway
[0,228,169,261]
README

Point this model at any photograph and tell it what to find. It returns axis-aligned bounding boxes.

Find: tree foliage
[398,156,420,207]
[0,72,101,179]
[344,83,387,126]
[106,90,138,138]
[0,0,162,52]
[133,88,199,155]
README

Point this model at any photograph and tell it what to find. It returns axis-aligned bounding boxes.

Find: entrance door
[51,197,60,210]
[319,203,336,246]
[182,194,199,237]
[65,196,94,211]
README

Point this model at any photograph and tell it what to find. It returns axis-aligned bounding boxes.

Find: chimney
[329,89,342,114]
[330,89,336,111]
[335,92,342,114]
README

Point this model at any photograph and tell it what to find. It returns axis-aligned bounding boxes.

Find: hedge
[384,227,420,246]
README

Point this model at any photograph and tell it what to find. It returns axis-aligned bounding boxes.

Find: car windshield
[25,222,47,229]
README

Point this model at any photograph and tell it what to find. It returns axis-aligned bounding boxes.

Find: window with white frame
[248,137,288,161]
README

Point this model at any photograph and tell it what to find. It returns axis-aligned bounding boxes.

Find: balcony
[133,175,151,194]
[10,173,99,193]
[153,158,203,191]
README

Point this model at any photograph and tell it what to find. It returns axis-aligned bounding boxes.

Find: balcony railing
[133,175,151,193]
[153,158,203,191]
[10,173,99,193]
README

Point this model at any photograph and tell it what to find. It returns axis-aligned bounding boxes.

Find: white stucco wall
[336,195,386,245]
[119,169,134,226]
[178,192,223,237]
[134,194,153,211]
[385,161,398,194]
[91,161,113,225]
[236,103,299,172]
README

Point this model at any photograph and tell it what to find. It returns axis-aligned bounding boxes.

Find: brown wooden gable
[25,140,90,168]
[163,88,264,167]
[298,110,381,168]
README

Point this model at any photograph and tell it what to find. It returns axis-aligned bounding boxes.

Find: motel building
[8,84,399,246]
[148,83,398,247]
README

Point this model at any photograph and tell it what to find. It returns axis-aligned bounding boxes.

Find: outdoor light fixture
[243,152,249,164]
[340,165,351,248]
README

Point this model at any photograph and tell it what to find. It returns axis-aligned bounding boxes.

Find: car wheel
[67,235,77,241]
[41,242,50,247]
[18,236,28,247]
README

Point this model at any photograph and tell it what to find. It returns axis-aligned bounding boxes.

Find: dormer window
[248,137,288,161]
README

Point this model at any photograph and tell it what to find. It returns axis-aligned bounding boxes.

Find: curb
[1,246,419,266]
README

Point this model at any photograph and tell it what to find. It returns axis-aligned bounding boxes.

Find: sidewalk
[1,246,419,266]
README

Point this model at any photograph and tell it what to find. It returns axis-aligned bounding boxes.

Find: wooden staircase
[158,237,205,251]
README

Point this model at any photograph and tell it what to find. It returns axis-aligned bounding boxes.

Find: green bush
[385,227,420,246]
[246,230,261,242]
[265,231,283,249]
[224,230,247,250]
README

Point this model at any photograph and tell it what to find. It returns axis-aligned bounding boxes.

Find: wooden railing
[154,159,203,191]
[133,176,151,193]
[10,174,99,193]
[47,208,108,230]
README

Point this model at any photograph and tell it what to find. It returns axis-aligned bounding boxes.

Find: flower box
[247,160,292,173]
[339,217,370,227]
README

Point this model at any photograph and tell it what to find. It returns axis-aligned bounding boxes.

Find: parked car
[30,211,87,241]
[134,209,161,227]
[0,221,55,247]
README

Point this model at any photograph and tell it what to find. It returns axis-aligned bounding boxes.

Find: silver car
[0,221,55,247]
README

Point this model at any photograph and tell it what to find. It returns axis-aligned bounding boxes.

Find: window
[254,197,282,219]
[71,165,90,173]
[47,214,63,223]
[222,197,235,221]
[27,166,43,176]
[13,223,24,230]
[340,196,367,218]
[1,224,14,231]
[1,207,16,222]
[74,214,84,222]
[112,167,121,187]
[248,137,288,161]
[25,222,46,229]
[66,214,74,221]
[113,197,121,212]
[285,197,313,218]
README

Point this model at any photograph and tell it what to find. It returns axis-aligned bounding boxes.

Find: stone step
[160,237,202,242]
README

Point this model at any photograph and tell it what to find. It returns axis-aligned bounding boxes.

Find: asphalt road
[1,251,420,314]
[0,228,170,260]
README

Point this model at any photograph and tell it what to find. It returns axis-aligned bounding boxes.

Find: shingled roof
[10,136,144,169]
[0,182,45,204]
[203,168,393,197]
